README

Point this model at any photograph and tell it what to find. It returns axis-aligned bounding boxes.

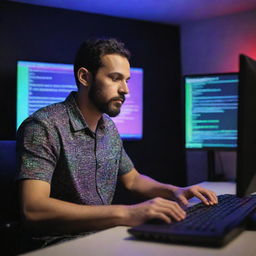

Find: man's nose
[119,80,129,95]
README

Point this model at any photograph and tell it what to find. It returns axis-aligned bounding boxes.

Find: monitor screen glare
[17,61,143,139]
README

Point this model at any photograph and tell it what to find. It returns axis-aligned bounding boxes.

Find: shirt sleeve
[16,118,60,183]
[118,145,134,176]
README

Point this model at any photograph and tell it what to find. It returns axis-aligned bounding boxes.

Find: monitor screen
[17,61,143,140]
[236,54,256,197]
[184,73,239,149]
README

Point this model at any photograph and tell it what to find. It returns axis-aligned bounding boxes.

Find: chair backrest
[0,140,18,217]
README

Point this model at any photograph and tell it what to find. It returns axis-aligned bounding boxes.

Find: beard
[88,82,126,117]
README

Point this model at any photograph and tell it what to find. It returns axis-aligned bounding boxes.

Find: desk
[20,182,256,256]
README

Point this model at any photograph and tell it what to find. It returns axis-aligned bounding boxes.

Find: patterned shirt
[17,91,134,206]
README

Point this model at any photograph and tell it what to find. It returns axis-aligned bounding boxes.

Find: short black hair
[74,38,131,87]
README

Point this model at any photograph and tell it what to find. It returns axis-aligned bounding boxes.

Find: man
[17,38,217,247]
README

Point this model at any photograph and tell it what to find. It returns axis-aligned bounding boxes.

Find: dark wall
[0,2,186,199]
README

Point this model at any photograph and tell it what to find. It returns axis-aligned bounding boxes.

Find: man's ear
[77,67,92,88]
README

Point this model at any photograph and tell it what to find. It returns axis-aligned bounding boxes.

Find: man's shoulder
[102,114,114,124]
[101,115,123,143]
[31,102,66,121]
[21,101,68,129]
[102,114,118,130]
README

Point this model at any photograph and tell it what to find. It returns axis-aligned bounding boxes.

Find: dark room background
[0,2,186,203]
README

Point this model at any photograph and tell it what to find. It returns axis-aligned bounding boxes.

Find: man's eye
[111,76,119,82]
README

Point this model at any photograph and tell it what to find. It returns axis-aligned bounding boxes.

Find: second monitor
[184,73,239,150]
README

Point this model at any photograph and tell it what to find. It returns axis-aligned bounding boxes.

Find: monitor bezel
[236,54,256,196]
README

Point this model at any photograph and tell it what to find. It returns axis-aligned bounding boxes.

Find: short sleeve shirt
[17,92,134,205]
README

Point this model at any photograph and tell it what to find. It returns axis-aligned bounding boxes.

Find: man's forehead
[100,54,130,77]
[101,54,130,67]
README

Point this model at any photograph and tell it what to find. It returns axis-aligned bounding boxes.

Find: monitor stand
[207,150,226,181]
[207,150,216,181]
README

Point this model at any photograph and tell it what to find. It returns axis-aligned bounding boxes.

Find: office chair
[0,140,20,255]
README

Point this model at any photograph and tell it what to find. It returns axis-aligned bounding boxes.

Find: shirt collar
[65,91,106,132]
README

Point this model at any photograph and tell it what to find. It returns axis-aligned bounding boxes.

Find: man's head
[74,38,131,117]
[74,38,130,86]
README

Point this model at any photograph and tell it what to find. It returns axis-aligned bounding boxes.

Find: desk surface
[21,182,256,256]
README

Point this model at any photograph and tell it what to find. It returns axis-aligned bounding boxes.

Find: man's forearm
[22,197,127,235]
[125,172,218,207]
[128,173,179,200]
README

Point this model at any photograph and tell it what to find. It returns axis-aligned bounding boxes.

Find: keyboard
[128,194,256,247]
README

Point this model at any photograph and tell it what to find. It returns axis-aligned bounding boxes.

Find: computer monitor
[16,61,143,140]
[184,73,239,149]
[236,54,256,197]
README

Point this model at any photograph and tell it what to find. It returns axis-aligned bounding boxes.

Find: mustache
[111,94,126,103]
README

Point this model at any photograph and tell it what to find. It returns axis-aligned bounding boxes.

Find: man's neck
[76,92,102,133]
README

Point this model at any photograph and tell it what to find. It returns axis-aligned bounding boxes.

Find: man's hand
[124,197,186,226]
[120,169,218,226]
[173,185,218,207]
